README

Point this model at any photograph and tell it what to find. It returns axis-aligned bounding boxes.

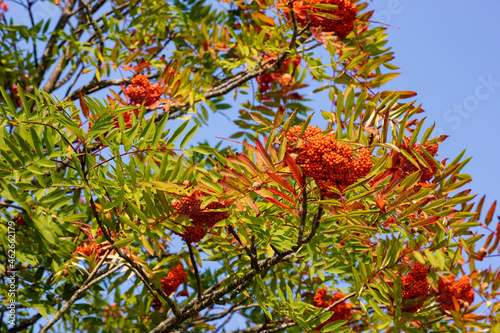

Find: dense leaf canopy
[0,0,499,332]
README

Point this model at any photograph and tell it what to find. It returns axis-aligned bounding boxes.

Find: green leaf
[367,73,401,88]
[167,119,190,145]
[179,124,199,149]
[368,298,385,316]
[0,86,17,112]
[250,112,272,127]
[114,236,136,248]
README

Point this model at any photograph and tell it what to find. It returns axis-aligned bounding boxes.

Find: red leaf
[79,90,89,119]
[229,153,264,180]
[132,62,151,72]
[263,197,293,211]
[375,199,386,212]
[267,172,297,196]
[285,153,303,189]
[266,187,296,206]
[221,167,251,186]
[255,139,275,171]
[486,200,497,226]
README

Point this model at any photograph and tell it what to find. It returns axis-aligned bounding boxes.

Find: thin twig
[229,226,258,269]
[8,313,42,333]
[296,184,308,243]
[187,243,203,302]
[35,0,78,85]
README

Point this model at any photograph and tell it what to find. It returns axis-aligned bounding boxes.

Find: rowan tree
[0,0,499,332]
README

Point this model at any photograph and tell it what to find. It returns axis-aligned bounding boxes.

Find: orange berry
[172,190,229,243]
[400,262,429,313]
[286,126,372,198]
[313,288,352,330]
[287,0,357,39]
[125,74,163,109]
[437,275,474,314]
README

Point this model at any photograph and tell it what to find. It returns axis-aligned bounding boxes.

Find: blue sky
[368,0,500,213]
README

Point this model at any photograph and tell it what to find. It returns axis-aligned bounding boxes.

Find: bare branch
[320,292,356,315]
[36,0,78,84]
[8,313,42,333]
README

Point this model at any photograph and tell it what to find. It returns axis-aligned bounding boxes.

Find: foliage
[0,0,499,332]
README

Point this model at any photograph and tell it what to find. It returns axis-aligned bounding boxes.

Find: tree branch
[88,197,181,316]
[187,243,203,302]
[38,251,119,333]
[150,253,294,333]
[8,313,42,333]
[36,0,78,85]
[64,73,159,102]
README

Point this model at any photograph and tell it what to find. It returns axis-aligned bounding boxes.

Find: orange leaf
[266,187,296,206]
[486,200,497,226]
[132,62,151,72]
[263,197,293,211]
[79,90,89,119]
[285,153,303,189]
[267,172,297,196]
[375,199,386,212]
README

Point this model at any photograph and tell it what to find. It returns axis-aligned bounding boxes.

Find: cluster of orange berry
[286,126,372,198]
[15,215,27,226]
[437,275,474,314]
[75,228,114,258]
[75,243,105,257]
[256,53,301,93]
[125,74,163,107]
[313,288,352,329]
[401,262,429,313]
[172,189,229,243]
[395,140,439,183]
[87,75,163,135]
[152,265,188,310]
[288,0,357,39]
[102,304,124,323]
[0,0,8,13]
